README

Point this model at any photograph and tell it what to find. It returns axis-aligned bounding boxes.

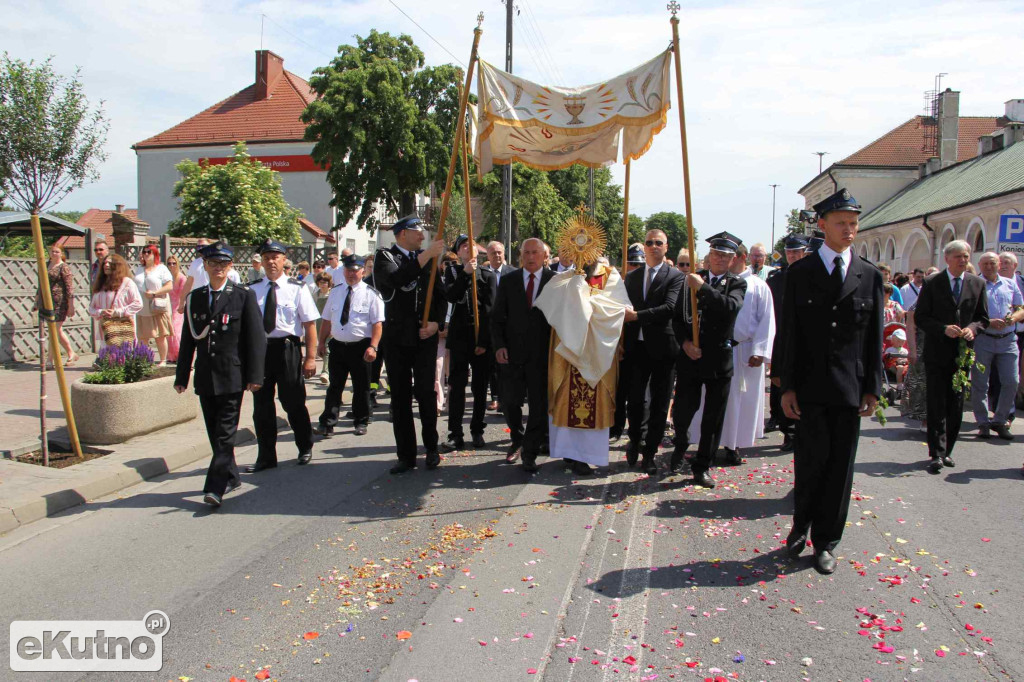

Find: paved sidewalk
[0,359,338,534]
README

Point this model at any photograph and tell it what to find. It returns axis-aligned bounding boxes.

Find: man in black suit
[780,188,884,575]
[373,216,449,474]
[174,242,266,508]
[913,239,989,472]
[671,232,747,486]
[766,235,808,451]
[483,241,515,411]
[623,229,684,473]
[441,235,497,451]
[491,237,554,472]
[611,244,647,442]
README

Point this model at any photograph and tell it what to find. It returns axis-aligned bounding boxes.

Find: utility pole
[814,151,828,173]
[501,0,515,259]
[588,167,595,214]
[769,183,779,253]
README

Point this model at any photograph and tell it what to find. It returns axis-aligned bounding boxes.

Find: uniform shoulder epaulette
[365,284,382,298]
[250,277,265,285]
[192,284,211,295]
[287,277,302,285]
[331,282,345,289]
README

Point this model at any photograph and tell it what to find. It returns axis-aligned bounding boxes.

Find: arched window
[973,230,984,253]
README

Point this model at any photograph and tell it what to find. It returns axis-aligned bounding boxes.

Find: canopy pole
[621,159,631,269]
[457,84,481,344]
[422,17,483,327]
[30,213,83,458]
[669,6,700,348]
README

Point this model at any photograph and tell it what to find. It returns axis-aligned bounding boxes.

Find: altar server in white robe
[719,245,775,464]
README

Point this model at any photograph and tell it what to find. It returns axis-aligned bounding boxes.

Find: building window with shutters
[367,240,376,254]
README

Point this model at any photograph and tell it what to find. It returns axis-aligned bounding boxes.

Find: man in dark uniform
[491,237,555,472]
[766,234,808,451]
[174,242,266,507]
[780,188,883,575]
[373,215,448,474]
[247,239,321,472]
[440,235,496,452]
[610,244,647,443]
[671,232,747,487]
[623,232,684,474]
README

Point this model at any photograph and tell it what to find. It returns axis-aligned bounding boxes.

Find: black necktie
[340,286,352,326]
[210,289,220,310]
[263,282,277,334]
[952,276,962,303]
[831,256,843,292]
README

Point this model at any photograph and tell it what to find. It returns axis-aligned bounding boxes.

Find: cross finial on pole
[477,12,485,26]
[667,1,681,16]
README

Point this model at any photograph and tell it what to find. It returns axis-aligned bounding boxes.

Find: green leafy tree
[0,53,108,215]
[772,209,804,260]
[475,164,573,251]
[643,211,693,261]
[168,142,302,244]
[302,31,461,233]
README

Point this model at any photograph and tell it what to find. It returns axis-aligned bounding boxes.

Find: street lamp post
[814,151,828,173]
[770,183,779,254]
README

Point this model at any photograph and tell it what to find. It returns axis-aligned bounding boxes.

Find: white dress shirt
[323,280,384,342]
[250,273,320,338]
[818,242,852,280]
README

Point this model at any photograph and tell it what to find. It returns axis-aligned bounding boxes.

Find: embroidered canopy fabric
[474,51,672,174]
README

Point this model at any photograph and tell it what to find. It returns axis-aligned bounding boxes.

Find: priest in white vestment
[535,216,629,475]
[718,253,775,463]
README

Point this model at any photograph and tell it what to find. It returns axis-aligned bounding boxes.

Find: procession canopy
[475,51,672,175]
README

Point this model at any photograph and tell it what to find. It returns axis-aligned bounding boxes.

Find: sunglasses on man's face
[678,262,691,267]
[645,240,665,247]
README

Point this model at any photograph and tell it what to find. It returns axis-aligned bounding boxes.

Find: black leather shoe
[354,424,367,436]
[764,418,779,433]
[571,460,594,475]
[928,458,943,474]
[472,434,486,449]
[297,451,313,465]
[506,442,523,464]
[640,455,657,475]
[245,462,277,473]
[344,411,354,419]
[425,451,441,470]
[522,459,539,473]
[815,550,837,575]
[992,423,1014,441]
[694,470,715,488]
[389,462,415,475]
[977,424,991,439]
[439,439,465,454]
[313,424,334,437]
[608,430,622,444]
[785,531,807,559]
[625,442,640,467]
[723,448,742,466]
[780,434,795,452]
[941,456,955,467]
[669,449,685,473]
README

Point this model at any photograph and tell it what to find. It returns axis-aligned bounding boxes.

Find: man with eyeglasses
[675,248,692,275]
[90,238,110,286]
[622,230,684,473]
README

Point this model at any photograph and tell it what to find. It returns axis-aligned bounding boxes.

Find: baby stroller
[882,321,909,404]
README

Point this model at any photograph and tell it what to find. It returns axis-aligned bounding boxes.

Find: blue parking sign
[999,214,1024,243]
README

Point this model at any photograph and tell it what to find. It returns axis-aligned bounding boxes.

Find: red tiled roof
[133,70,314,149]
[839,116,1001,167]
[300,217,336,244]
[57,209,141,248]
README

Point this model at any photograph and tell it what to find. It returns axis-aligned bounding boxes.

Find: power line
[260,13,336,61]
[512,13,556,84]
[519,0,564,85]
[387,0,466,67]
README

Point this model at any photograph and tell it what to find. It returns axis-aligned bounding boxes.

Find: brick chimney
[938,88,960,168]
[255,50,284,101]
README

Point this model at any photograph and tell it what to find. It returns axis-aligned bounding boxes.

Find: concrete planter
[71,374,198,445]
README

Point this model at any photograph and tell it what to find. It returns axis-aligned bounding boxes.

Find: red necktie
[526,272,536,308]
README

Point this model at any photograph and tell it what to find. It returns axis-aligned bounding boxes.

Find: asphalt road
[2,393,1022,682]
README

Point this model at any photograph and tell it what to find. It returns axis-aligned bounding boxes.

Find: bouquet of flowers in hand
[952,337,984,394]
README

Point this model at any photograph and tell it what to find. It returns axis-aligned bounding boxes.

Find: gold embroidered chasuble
[534,265,630,431]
